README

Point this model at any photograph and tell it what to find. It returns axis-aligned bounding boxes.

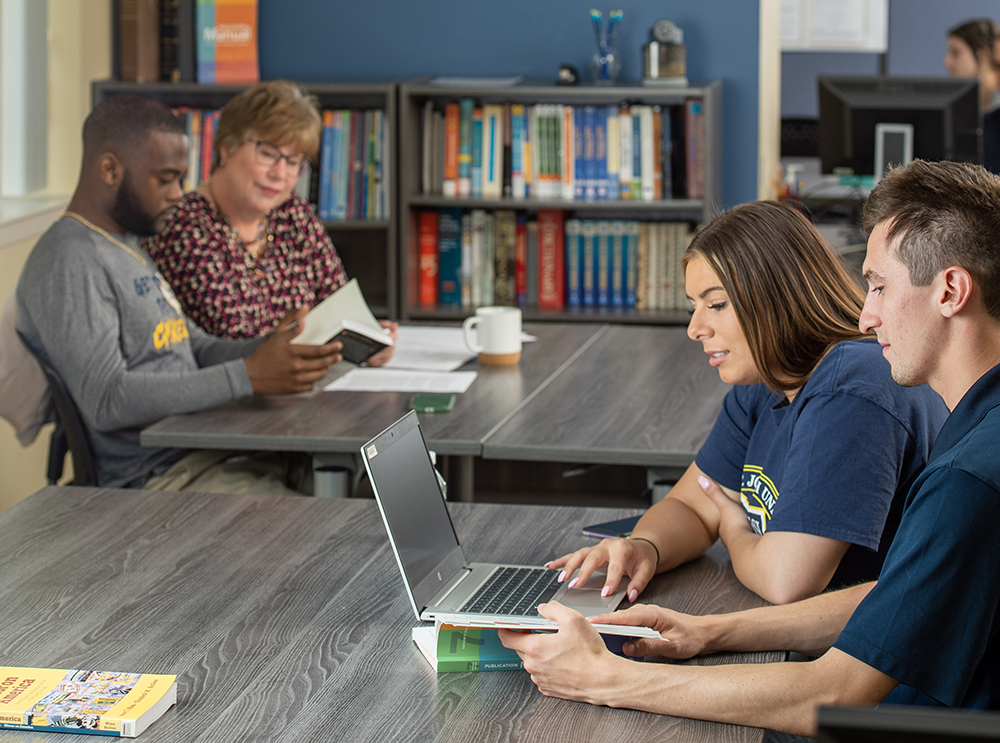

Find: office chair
[17,335,98,486]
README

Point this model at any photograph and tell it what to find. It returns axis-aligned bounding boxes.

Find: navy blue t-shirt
[695,339,948,588]
[834,362,1000,709]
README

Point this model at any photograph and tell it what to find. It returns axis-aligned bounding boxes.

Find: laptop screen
[363,412,463,599]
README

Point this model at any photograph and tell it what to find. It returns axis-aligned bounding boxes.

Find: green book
[412,622,522,672]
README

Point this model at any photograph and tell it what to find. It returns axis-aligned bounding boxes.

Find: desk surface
[483,325,729,467]
[141,323,728,471]
[0,487,777,742]
[141,323,605,456]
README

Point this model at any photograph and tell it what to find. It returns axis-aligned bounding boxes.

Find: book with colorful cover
[412,622,522,673]
[318,111,335,219]
[0,667,176,737]
[565,219,582,308]
[442,102,459,197]
[470,107,484,198]
[195,0,259,84]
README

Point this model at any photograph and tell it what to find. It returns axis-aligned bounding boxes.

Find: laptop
[362,411,651,634]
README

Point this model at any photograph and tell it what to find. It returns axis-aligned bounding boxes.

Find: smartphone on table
[408,393,456,414]
[582,515,641,539]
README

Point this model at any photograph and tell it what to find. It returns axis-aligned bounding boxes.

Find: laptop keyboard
[459,567,561,616]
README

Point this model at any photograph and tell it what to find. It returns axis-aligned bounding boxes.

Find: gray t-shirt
[16,216,261,487]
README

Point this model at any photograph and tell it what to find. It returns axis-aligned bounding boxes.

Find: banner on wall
[781,0,888,53]
[196,0,260,83]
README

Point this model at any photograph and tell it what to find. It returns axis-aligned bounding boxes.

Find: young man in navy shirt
[500,160,1000,734]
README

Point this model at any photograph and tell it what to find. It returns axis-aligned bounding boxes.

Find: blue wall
[258,0,762,207]
[783,0,1000,118]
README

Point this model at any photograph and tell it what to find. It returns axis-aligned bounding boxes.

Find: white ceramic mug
[462,307,522,366]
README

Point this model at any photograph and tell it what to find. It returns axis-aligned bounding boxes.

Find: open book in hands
[291,278,393,364]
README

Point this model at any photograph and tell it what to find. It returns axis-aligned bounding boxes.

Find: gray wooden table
[140,323,605,458]
[481,325,730,468]
[0,486,777,742]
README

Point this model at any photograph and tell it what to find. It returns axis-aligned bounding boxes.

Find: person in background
[16,95,341,493]
[943,18,1000,112]
[549,201,947,605]
[502,160,1000,734]
[144,80,396,362]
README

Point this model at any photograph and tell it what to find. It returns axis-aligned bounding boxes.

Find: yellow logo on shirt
[154,318,190,349]
[741,464,779,535]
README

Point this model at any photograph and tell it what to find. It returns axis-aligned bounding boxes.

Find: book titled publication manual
[291,278,393,364]
[412,621,523,672]
[0,667,176,737]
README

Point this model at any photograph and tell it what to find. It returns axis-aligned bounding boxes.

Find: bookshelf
[91,80,398,319]
[397,80,723,325]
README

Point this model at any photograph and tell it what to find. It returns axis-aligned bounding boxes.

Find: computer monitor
[818,76,981,177]
[817,705,1000,743]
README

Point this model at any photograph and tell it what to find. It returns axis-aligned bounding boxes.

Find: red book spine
[200,111,217,183]
[537,210,565,308]
[418,211,440,307]
[443,103,460,197]
[514,217,527,307]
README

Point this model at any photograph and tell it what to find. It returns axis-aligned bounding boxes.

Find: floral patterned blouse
[143,192,348,339]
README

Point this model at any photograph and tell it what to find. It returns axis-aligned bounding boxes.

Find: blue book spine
[361,111,371,219]
[582,222,596,307]
[471,109,483,197]
[438,207,463,305]
[597,225,610,307]
[626,221,639,307]
[611,224,625,308]
[318,116,334,220]
[329,114,343,219]
[583,106,597,200]
[565,220,582,307]
[195,0,215,83]
[574,107,585,200]
[595,107,608,200]
[632,115,642,201]
[606,105,620,200]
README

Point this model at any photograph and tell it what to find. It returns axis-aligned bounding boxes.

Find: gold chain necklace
[62,211,147,266]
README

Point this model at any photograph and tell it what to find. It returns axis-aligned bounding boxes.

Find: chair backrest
[16,336,98,487]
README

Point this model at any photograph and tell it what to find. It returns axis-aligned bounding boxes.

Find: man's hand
[364,321,398,367]
[498,602,627,705]
[589,603,709,659]
[244,308,342,394]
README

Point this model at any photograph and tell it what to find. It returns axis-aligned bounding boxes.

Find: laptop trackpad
[555,570,624,614]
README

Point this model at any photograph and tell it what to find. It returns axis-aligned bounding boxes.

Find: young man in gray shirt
[16,96,342,489]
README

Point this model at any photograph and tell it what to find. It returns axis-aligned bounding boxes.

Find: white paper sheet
[384,326,536,372]
[324,369,478,394]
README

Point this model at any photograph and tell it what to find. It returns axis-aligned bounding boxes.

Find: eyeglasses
[251,140,310,176]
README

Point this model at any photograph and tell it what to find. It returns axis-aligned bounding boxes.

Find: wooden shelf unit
[397,80,723,325]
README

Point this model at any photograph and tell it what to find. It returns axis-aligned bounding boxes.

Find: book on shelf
[470,106,484,198]
[482,105,504,198]
[0,667,176,738]
[685,99,706,199]
[290,278,392,364]
[195,0,259,84]
[457,98,474,197]
[537,209,565,308]
[412,622,522,672]
[410,209,692,315]
[118,0,160,83]
[418,211,440,307]
[438,207,462,306]
[442,103,459,197]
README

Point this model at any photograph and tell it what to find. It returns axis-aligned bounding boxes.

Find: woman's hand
[364,321,398,367]
[546,536,659,604]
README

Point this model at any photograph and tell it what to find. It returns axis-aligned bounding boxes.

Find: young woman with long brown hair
[551,200,948,604]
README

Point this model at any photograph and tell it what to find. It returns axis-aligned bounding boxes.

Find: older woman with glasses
[145,80,395,361]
